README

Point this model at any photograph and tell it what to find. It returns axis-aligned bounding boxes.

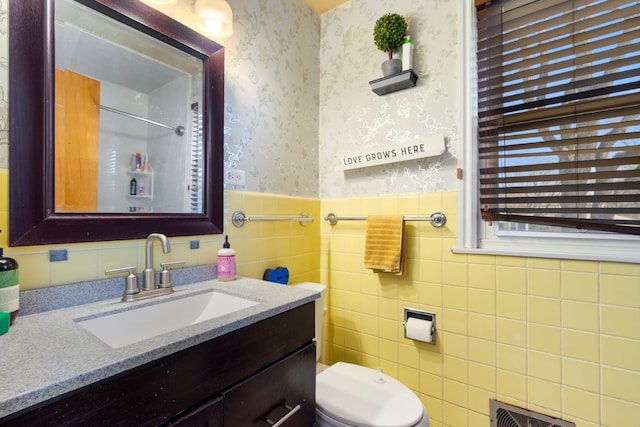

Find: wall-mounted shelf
[125,169,153,201]
[369,70,418,96]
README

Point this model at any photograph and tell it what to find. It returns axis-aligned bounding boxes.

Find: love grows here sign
[339,134,447,171]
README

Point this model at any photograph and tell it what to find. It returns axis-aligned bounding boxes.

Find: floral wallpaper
[318,0,459,198]
[222,0,321,197]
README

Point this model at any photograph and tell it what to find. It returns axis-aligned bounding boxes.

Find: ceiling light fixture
[194,0,233,38]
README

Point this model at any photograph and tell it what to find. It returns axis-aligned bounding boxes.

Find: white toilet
[294,283,430,427]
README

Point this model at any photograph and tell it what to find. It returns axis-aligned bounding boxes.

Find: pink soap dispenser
[217,236,236,281]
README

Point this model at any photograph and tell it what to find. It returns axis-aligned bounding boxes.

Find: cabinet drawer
[223,343,315,426]
[166,396,222,427]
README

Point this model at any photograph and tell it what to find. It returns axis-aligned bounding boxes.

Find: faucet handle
[159,261,185,288]
[105,266,140,299]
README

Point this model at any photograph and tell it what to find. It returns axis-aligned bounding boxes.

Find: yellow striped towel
[364,215,405,275]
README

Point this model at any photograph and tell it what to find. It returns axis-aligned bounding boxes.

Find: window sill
[453,235,640,264]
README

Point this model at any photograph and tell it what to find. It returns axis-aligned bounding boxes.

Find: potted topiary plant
[373,13,408,76]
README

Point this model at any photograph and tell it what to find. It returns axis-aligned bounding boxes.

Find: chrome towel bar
[232,211,314,228]
[324,212,446,228]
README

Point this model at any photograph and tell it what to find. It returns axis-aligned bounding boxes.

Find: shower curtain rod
[100,105,185,136]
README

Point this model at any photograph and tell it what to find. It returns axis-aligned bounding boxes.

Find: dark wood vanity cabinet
[168,344,315,427]
[222,344,315,426]
[0,303,316,427]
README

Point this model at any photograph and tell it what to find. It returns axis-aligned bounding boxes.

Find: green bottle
[0,248,19,325]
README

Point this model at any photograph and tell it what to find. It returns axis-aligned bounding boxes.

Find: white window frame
[453,0,640,264]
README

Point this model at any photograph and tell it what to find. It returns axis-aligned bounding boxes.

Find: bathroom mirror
[9,0,224,246]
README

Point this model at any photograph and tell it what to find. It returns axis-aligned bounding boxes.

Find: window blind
[476,0,640,235]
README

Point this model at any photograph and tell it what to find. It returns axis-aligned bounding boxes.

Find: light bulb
[203,19,223,35]
[195,0,233,37]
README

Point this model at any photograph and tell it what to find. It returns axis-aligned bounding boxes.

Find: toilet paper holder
[403,308,436,345]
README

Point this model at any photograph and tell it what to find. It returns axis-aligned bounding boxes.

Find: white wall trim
[457,0,479,250]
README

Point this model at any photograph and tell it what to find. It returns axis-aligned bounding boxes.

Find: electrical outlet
[225,169,246,186]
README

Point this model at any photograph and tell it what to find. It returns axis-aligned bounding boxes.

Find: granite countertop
[0,277,318,419]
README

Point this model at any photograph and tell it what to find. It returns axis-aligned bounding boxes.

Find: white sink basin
[75,289,259,348]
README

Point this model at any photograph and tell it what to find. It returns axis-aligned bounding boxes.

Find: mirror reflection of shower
[54,0,204,214]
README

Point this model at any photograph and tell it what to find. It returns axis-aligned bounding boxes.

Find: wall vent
[490,400,575,427]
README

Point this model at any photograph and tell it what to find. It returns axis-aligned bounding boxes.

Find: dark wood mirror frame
[8,0,224,246]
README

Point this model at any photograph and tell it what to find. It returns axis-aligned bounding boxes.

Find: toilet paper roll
[405,317,433,343]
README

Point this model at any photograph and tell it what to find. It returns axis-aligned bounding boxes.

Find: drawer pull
[265,404,301,427]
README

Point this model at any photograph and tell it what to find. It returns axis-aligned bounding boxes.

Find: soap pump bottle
[0,248,19,325]
[217,235,236,281]
[402,35,413,71]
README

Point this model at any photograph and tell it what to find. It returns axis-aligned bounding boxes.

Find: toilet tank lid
[293,282,327,295]
[316,362,424,427]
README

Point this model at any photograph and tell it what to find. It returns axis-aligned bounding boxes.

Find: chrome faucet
[106,233,184,302]
[143,233,171,291]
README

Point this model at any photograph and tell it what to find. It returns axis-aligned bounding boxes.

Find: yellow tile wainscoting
[320,193,640,427]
